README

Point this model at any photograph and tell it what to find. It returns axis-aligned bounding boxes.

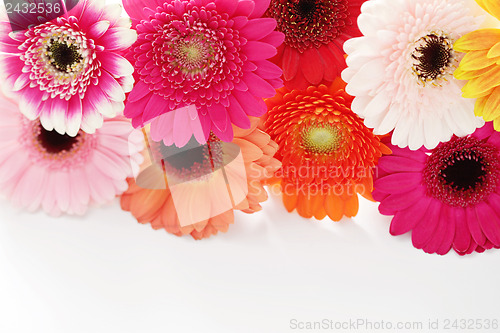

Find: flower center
[19,119,94,171]
[47,40,83,73]
[266,0,350,51]
[171,34,216,77]
[423,136,500,207]
[302,125,341,154]
[295,0,318,20]
[38,126,81,154]
[411,33,455,85]
[21,20,97,100]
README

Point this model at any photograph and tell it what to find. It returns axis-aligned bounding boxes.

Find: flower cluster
[0,0,499,256]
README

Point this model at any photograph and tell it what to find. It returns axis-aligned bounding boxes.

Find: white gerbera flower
[342,0,485,150]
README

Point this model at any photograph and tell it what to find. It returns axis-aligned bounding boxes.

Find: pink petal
[389,195,432,235]
[374,172,422,194]
[99,52,134,78]
[173,107,193,148]
[378,185,426,215]
[251,0,271,18]
[253,60,283,80]
[436,205,456,255]
[466,206,487,246]
[377,155,424,173]
[227,95,251,129]
[88,20,111,39]
[100,27,137,51]
[240,18,276,40]
[232,90,266,117]
[241,41,277,61]
[452,207,472,253]
[243,72,276,98]
[411,199,441,249]
[477,200,500,246]
[234,0,255,17]
[209,103,229,133]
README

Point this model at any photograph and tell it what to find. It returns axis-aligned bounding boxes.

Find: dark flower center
[295,0,318,19]
[266,0,351,51]
[423,136,500,207]
[47,40,83,72]
[412,33,453,83]
[37,126,80,154]
[440,154,486,191]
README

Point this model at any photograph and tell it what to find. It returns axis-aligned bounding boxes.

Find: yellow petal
[455,65,495,80]
[478,0,500,21]
[494,117,500,131]
[474,96,488,117]
[462,66,500,97]
[454,29,500,52]
[483,86,500,121]
[488,41,500,58]
[459,50,497,71]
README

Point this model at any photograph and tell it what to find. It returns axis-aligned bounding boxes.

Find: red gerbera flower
[266,0,365,90]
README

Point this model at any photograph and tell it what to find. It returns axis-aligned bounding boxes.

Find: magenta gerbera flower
[373,122,500,256]
[0,0,137,137]
[0,90,144,216]
[122,0,284,142]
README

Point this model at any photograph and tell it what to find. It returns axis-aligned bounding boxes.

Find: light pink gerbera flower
[0,0,137,137]
[0,90,144,216]
[122,0,284,143]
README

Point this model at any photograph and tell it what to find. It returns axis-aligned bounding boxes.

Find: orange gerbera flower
[263,78,391,221]
[121,117,281,240]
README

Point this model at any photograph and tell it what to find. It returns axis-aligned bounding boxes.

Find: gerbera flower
[0,90,144,216]
[120,117,281,240]
[122,0,284,143]
[342,0,485,150]
[262,79,390,221]
[373,122,500,255]
[0,0,137,136]
[454,0,500,131]
[266,0,365,90]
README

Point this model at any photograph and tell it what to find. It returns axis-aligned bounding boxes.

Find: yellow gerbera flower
[454,0,500,130]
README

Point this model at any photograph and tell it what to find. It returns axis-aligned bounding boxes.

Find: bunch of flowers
[0,0,499,256]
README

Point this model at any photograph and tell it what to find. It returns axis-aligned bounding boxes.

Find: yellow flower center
[302,125,341,154]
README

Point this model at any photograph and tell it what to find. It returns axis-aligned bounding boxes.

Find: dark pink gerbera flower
[122,0,284,143]
[373,122,500,256]
[0,0,137,136]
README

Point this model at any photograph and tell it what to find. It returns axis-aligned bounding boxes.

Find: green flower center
[302,125,341,154]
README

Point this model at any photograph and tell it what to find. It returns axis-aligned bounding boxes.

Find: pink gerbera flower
[122,0,284,143]
[0,90,144,216]
[0,0,137,137]
[373,122,500,256]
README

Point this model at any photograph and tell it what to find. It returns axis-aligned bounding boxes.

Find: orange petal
[344,194,359,218]
[325,193,344,222]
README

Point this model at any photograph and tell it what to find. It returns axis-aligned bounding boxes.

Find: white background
[1,0,499,332]
[1,194,499,333]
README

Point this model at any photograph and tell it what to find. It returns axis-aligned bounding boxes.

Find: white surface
[0,193,499,333]
[1,0,499,332]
